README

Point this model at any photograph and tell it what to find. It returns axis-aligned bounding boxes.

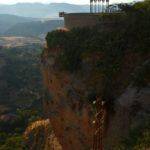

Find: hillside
[4,20,64,37]
[0,44,43,149]
[0,3,89,18]
[0,44,42,110]
[0,14,36,34]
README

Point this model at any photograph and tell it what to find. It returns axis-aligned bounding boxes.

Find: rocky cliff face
[42,48,94,150]
[41,4,150,148]
[41,44,149,149]
[104,86,150,149]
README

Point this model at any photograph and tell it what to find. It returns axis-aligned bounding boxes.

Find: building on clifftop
[59,0,121,29]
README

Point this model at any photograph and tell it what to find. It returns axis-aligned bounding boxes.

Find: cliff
[41,1,150,150]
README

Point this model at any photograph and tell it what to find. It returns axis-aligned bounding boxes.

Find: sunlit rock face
[24,119,62,150]
[41,43,149,150]
[42,48,94,150]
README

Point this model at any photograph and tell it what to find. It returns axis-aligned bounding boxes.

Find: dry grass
[0,36,43,47]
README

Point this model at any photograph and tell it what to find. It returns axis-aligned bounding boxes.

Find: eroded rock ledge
[41,7,150,149]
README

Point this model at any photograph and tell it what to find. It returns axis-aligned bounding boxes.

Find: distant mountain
[4,20,64,37]
[0,3,89,18]
[0,14,36,34]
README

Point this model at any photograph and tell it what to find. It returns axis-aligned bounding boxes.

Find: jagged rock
[41,45,149,150]
[24,119,62,150]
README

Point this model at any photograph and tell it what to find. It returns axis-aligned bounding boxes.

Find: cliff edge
[41,2,150,149]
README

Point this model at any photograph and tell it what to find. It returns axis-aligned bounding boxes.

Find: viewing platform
[60,13,102,29]
[59,12,122,29]
[59,0,120,29]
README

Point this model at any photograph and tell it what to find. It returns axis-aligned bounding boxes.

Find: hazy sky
[0,0,137,5]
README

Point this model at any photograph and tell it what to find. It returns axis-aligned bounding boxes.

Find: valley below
[0,36,44,149]
[0,36,44,47]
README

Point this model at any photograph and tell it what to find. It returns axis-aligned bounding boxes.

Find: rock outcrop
[41,4,150,148]
[24,119,62,150]
[42,48,94,150]
[41,44,149,149]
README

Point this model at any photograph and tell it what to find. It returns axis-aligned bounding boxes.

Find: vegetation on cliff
[46,0,149,101]
[45,0,150,149]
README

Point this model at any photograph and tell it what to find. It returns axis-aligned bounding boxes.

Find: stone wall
[64,13,101,29]
[63,13,123,29]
